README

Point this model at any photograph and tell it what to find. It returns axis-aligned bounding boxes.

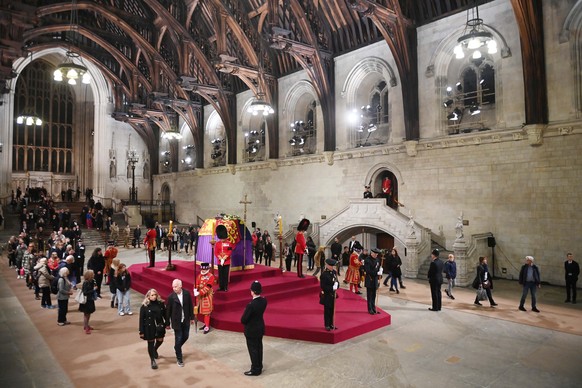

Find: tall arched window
[13,60,74,173]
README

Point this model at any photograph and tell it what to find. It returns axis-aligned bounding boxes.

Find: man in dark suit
[348,236,361,253]
[330,237,342,275]
[564,253,579,304]
[241,281,267,376]
[427,249,444,311]
[166,279,194,367]
[364,248,383,315]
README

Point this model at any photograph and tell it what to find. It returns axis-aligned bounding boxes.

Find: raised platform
[129,260,391,344]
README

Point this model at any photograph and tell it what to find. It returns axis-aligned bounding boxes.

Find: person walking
[472,256,497,307]
[166,279,194,367]
[320,258,339,330]
[139,289,168,370]
[564,253,579,304]
[427,249,443,312]
[312,246,325,278]
[115,263,133,316]
[518,256,541,312]
[241,281,267,377]
[444,254,457,300]
[87,247,105,298]
[386,248,402,294]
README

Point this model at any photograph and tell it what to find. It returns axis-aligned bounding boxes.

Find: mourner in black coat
[241,281,268,376]
[320,258,339,330]
[427,249,444,311]
[166,279,194,367]
[139,289,168,369]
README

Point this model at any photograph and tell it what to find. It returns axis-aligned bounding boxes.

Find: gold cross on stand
[239,194,252,270]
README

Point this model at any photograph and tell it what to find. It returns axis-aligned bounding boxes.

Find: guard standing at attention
[143,218,157,268]
[194,262,215,334]
[215,224,234,292]
[364,248,383,315]
[320,258,339,331]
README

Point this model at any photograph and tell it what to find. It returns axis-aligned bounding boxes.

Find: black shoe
[474,301,482,306]
[151,359,158,369]
[445,290,450,297]
[368,311,375,315]
[396,290,400,294]
[244,371,261,376]
[110,301,115,308]
[400,285,406,289]
[355,291,362,295]
[325,326,331,331]
[331,325,338,330]
[383,281,388,287]
[428,308,438,311]
[177,359,184,367]
[450,295,455,300]
[389,288,395,292]
[375,311,380,314]
[490,302,498,307]
[199,325,207,331]
[532,307,540,313]
[518,306,526,311]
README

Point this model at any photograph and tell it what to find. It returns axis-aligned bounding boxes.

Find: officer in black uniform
[320,258,339,331]
[364,248,383,315]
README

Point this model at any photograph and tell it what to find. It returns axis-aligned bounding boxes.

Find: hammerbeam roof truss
[5,0,509,151]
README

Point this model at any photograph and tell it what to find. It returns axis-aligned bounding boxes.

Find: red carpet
[129,261,391,344]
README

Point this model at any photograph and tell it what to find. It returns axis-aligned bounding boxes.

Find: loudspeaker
[251,221,256,228]
[487,237,496,247]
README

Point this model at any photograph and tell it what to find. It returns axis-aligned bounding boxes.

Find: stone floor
[1,246,581,388]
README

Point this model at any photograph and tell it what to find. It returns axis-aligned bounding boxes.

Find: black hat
[325,258,338,266]
[432,249,439,257]
[297,218,310,232]
[353,242,363,251]
[200,262,210,270]
[371,248,381,254]
[250,280,262,294]
[144,216,156,229]
[216,224,228,240]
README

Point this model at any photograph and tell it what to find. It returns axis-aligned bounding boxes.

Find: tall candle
[278,215,283,235]
[169,220,173,231]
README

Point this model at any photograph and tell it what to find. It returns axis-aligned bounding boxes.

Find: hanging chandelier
[54,51,90,85]
[54,0,90,85]
[453,5,497,60]
[247,93,274,116]
[161,130,183,140]
[16,113,42,126]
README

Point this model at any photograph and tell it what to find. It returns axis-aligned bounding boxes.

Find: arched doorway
[373,170,398,209]
[160,183,171,203]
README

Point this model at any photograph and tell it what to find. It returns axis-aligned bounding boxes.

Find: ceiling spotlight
[470,105,481,115]
[443,99,454,108]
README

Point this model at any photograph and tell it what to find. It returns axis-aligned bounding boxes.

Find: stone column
[453,239,470,286]
[404,235,420,279]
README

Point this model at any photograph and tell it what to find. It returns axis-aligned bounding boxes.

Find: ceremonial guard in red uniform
[143,218,157,268]
[215,225,234,292]
[103,241,118,284]
[294,218,310,278]
[194,262,215,334]
[345,245,363,294]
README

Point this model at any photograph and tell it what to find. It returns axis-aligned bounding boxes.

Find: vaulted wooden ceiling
[1,0,545,171]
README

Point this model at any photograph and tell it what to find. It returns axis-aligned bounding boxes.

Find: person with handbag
[139,289,168,370]
[473,256,498,307]
[79,270,98,334]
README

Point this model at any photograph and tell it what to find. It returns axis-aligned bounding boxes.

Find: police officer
[364,248,383,315]
[320,258,339,331]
